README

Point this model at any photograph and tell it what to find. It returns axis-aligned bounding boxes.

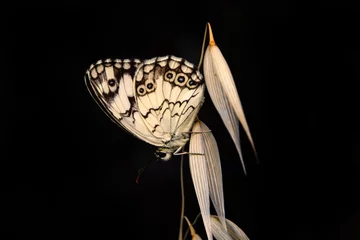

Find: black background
[3,2,360,240]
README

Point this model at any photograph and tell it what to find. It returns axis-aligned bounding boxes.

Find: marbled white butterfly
[85,55,205,161]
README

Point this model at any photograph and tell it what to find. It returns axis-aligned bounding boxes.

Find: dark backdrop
[3,2,360,240]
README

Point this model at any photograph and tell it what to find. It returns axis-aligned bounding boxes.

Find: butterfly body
[85,55,205,160]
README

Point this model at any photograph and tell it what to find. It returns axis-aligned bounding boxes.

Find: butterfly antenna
[136,157,155,184]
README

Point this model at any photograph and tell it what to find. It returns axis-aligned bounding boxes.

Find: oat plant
[84,20,255,240]
[180,23,256,240]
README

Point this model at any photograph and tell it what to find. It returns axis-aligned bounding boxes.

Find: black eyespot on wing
[166,72,173,79]
[108,79,116,87]
[177,76,185,83]
[174,73,188,86]
[186,79,200,89]
[137,85,147,96]
[144,79,156,93]
[189,80,196,85]
[164,70,176,82]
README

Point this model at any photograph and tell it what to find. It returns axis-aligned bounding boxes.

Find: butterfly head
[154,148,172,161]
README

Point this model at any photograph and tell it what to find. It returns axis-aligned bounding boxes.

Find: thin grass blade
[211,216,250,240]
[210,216,233,240]
[224,218,249,240]
[189,121,212,240]
[198,121,227,230]
[205,23,257,157]
[203,46,246,175]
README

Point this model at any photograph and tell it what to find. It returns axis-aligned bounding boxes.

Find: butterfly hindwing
[85,58,163,146]
[133,55,205,142]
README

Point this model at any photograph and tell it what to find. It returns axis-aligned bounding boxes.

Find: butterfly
[85,55,205,161]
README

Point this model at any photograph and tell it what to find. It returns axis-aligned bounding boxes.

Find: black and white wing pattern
[133,56,205,144]
[85,58,164,146]
[85,55,205,157]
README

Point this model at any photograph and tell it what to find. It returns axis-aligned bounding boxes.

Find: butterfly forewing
[85,58,163,146]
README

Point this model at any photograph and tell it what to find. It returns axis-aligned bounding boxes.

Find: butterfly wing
[85,58,163,147]
[133,55,205,142]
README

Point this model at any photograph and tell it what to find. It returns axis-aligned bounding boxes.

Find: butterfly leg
[181,130,212,135]
[177,130,211,142]
[173,146,205,156]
